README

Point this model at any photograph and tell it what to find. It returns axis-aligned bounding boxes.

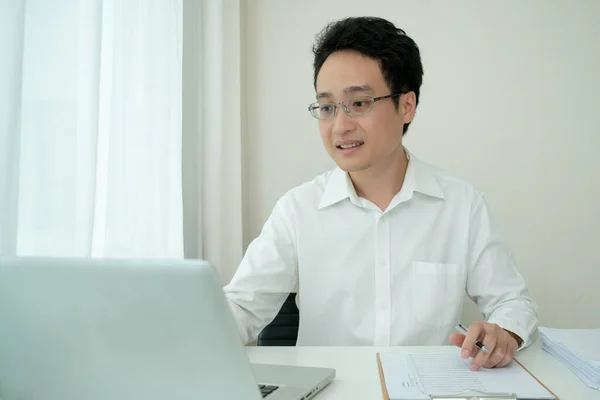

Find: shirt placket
[374,213,391,345]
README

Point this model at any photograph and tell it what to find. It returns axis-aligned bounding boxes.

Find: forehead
[315,50,387,97]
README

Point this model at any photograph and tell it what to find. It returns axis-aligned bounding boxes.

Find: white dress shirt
[223,152,538,347]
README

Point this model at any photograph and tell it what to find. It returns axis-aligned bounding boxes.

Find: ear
[401,91,417,125]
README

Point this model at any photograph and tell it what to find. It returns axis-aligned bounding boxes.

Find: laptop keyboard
[258,384,279,397]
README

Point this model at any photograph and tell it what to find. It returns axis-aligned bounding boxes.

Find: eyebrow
[316,85,374,100]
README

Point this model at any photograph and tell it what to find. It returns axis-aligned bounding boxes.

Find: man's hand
[448,321,522,370]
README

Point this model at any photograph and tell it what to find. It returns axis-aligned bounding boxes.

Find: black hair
[312,16,423,135]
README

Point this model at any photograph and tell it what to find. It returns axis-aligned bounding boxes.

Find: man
[224,16,538,371]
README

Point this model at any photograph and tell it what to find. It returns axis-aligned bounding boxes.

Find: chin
[333,159,371,173]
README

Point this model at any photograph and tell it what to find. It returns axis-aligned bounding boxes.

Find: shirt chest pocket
[411,261,466,328]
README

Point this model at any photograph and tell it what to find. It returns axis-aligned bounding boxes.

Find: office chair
[257,293,299,346]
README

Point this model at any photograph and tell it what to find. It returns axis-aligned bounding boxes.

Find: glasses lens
[309,102,335,119]
[346,96,374,116]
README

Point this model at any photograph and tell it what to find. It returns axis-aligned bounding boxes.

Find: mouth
[336,141,364,151]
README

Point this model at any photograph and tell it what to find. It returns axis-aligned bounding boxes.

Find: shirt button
[378,259,385,267]
[379,303,387,311]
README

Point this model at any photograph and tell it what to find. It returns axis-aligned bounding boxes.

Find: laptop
[0,257,335,400]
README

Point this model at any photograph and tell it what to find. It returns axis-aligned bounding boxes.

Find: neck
[349,147,408,211]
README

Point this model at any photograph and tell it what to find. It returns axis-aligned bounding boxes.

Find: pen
[456,323,489,353]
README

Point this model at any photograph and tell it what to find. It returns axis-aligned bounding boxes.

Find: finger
[497,351,514,368]
[497,336,519,368]
[484,339,508,368]
[462,321,484,358]
[469,345,481,357]
[470,326,498,370]
[470,338,495,370]
[449,333,465,348]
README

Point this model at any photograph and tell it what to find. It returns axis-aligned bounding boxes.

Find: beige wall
[240,0,600,328]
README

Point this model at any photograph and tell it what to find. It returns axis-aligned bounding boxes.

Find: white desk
[247,339,599,400]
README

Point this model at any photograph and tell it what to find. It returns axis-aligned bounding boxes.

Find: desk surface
[246,339,599,400]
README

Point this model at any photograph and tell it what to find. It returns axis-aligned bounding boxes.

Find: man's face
[314,50,416,173]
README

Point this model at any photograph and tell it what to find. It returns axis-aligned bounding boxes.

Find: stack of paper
[539,327,600,390]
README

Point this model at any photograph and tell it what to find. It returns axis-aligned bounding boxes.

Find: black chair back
[257,293,299,346]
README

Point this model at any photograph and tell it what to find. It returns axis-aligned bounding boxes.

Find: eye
[350,98,373,111]
[320,105,333,112]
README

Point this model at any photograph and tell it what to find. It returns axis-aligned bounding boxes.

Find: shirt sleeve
[466,193,539,349]
[223,193,299,345]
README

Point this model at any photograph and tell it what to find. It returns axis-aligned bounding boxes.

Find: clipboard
[376,353,560,400]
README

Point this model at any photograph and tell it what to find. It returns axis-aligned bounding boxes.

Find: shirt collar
[407,151,445,200]
[318,167,359,209]
[318,150,444,210]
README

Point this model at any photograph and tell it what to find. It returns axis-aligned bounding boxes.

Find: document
[539,327,600,390]
[378,352,555,400]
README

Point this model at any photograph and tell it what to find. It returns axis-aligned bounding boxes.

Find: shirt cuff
[487,317,533,351]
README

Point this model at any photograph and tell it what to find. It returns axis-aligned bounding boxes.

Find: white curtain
[0,0,184,258]
[182,0,244,283]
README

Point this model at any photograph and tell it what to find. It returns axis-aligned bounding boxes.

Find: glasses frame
[307,93,403,120]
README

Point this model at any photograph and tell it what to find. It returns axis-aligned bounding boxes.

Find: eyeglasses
[308,93,402,120]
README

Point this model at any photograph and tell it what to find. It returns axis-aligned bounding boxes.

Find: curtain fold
[182,0,244,283]
[0,0,26,256]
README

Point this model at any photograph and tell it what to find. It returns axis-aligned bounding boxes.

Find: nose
[331,103,356,136]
